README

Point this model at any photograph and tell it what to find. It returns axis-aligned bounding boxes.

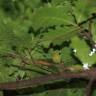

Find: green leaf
[32,6,76,29]
[61,47,76,66]
[72,0,96,23]
[71,36,96,66]
[40,26,80,46]
[91,21,96,42]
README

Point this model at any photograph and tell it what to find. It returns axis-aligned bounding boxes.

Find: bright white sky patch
[92,48,96,53]
[83,63,89,70]
[73,49,77,53]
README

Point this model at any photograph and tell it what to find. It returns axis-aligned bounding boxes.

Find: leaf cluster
[0,0,96,96]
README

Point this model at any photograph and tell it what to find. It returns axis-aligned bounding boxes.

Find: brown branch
[85,79,94,96]
[7,52,56,73]
[0,71,86,90]
[7,52,84,73]
[0,69,96,90]
[7,52,51,66]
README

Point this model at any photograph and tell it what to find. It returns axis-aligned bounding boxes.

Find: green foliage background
[0,0,96,96]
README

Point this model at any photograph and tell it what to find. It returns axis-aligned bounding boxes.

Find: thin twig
[78,14,96,26]
[7,52,54,73]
